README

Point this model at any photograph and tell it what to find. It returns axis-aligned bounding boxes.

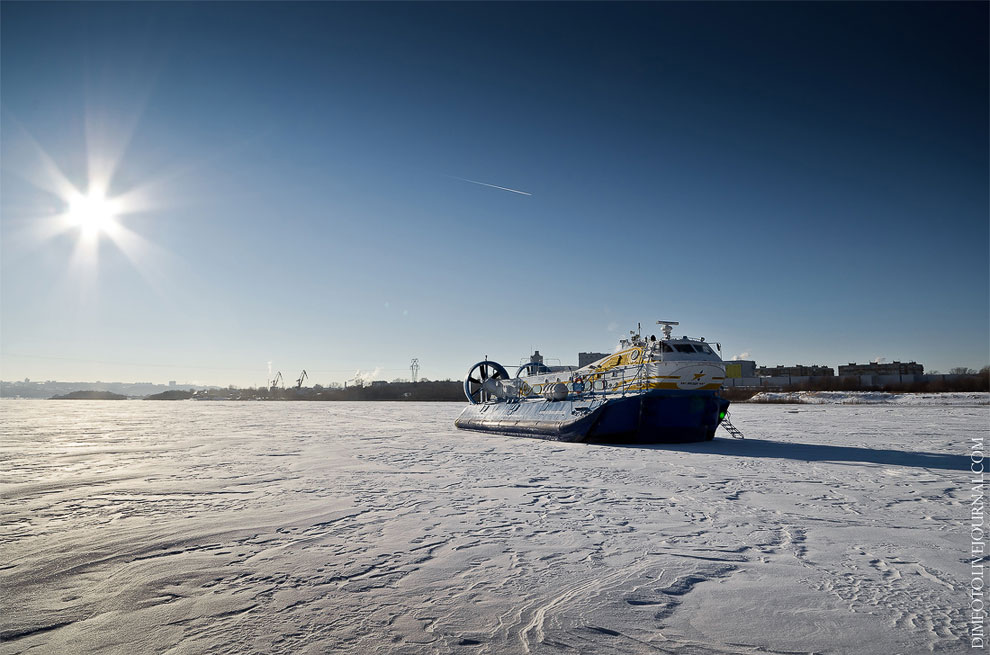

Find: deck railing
[516,363,650,401]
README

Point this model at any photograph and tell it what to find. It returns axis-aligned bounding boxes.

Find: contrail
[451,176,532,196]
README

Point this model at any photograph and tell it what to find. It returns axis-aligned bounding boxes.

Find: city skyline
[2,2,988,387]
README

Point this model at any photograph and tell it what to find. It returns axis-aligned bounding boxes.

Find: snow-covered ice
[748,391,989,406]
[0,400,985,654]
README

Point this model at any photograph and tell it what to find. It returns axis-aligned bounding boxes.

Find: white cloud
[731,352,750,361]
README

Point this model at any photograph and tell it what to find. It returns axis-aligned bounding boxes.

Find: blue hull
[454,390,730,443]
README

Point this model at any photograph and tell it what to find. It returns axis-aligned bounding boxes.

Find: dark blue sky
[2,2,987,384]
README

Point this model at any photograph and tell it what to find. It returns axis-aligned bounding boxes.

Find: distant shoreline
[6,389,986,407]
[5,376,989,403]
[5,371,987,401]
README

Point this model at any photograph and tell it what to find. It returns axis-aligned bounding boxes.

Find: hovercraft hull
[455,390,729,443]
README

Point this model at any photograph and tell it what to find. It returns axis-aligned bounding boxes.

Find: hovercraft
[454,321,730,443]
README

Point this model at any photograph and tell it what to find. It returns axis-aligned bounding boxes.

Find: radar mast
[656,320,679,340]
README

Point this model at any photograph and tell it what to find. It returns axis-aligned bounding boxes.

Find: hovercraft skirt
[455,391,729,444]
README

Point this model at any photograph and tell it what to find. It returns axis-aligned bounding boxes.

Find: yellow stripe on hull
[613,381,723,392]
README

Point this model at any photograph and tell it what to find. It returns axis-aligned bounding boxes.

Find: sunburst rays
[3,110,168,293]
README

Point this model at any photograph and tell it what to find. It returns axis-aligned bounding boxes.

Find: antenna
[410,358,420,382]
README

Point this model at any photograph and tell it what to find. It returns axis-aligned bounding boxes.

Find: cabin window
[694,344,714,354]
[673,344,696,353]
[660,343,674,352]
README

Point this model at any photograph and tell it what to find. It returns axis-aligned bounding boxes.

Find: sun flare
[67,190,118,235]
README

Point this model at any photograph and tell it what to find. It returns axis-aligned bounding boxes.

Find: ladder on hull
[720,413,745,439]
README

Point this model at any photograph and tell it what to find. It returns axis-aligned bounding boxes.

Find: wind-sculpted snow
[0,401,982,654]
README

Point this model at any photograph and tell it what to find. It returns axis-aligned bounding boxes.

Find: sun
[9,114,167,284]
[67,190,118,235]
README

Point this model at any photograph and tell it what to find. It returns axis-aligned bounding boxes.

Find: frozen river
[1,400,985,654]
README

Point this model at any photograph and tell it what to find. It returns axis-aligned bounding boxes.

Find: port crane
[270,371,284,392]
[296,369,308,389]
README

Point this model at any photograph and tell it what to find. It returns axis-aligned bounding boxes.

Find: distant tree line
[142,380,469,401]
[288,380,465,401]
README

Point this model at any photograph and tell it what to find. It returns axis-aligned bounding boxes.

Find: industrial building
[578,352,610,367]
[724,360,757,379]
[575,349,929,386]
[838,361,924,376]
[757,364,834,377]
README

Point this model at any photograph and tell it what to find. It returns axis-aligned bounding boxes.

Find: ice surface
[0,400,984,654]
[748,391,989,406]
